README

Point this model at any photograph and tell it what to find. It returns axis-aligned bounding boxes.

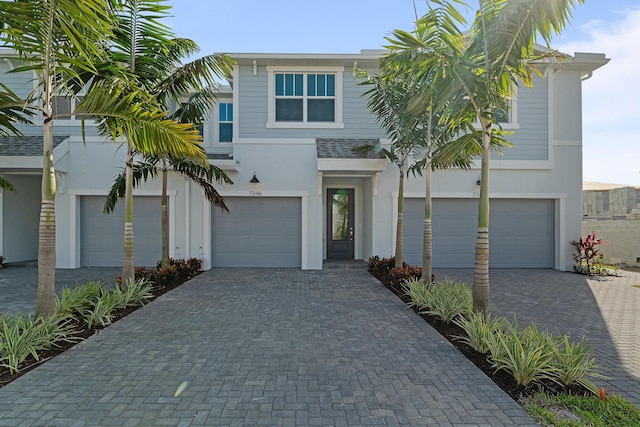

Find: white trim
[183,181,190,259]
[322,184,360,261]
[218,190,309,197]
[232,65,240,142]
[202,192,212,270]
[233,138,316,145]
[266,66,344,129]
[0,157,42,169]
[0,181,4,258]
[401,192,568,199]
[68,189,176,196]
[301,195,308,269]
[318,158,387,172]
[557,198,566,271]
[69,196,78,267]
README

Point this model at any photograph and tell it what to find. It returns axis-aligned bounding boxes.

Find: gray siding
[237,65,385,139]
[494,75,549,161]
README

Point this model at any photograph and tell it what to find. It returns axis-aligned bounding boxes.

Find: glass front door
[327,189,354,259]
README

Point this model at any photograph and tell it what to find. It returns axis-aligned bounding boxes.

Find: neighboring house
[0,48,608,271]
[582,181,640,266]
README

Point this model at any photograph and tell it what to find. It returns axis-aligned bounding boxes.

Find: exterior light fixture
[476,179,481,186]
[250,172,260,183]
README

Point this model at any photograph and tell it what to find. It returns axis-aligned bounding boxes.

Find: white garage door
[212,197,302,267]
[404,199,555,268]
[81,196,162,267]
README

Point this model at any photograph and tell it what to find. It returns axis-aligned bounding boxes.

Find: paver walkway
[436,269,640,405]
[0,268,537,426]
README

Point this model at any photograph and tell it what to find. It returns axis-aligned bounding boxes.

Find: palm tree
[380,1,480,281]
[406,0,584,313]
[87,0,233,281]
[102,152,233,267]
[0,0,117,316]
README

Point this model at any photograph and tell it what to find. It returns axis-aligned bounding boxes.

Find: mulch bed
[0,274,197,389]
[377,275,590,404]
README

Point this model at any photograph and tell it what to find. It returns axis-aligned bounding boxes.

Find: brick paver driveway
[0,268,537,426]
[436,268,640,405]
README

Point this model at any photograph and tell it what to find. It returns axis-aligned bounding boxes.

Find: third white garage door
[403,199,555,268]
[211,197,302,267]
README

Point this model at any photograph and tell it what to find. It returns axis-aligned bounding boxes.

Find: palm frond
[103,159,159,214]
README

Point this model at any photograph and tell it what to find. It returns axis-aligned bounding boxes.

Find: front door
[327,189,354,259]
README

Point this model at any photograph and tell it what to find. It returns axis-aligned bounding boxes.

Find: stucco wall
[582,220,640,266]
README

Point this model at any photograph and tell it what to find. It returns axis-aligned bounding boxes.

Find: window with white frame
[218,102,233,142]
[52,94,87,121]
[267,66,344,128]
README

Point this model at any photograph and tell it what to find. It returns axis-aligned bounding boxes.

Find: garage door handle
[349,227,354,241]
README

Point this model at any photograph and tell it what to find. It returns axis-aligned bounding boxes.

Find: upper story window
[53,94,89,121]
[219,102,233,142]
[267,66,344,129]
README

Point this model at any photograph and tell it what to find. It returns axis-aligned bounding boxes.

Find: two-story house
[0,48,608,271]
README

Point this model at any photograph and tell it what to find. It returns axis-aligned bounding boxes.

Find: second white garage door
[211,197,302,267]
[403,199,555,268]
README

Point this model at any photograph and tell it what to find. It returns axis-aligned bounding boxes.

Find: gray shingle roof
[316,138,383,159]
[0,136,67,156]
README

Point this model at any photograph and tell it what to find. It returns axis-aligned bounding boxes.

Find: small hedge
[116,258,202,287]
[368,256,428,293]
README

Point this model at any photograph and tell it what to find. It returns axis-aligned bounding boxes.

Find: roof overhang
[317,158,387,173]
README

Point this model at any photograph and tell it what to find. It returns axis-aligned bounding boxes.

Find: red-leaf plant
[570,231,604,274]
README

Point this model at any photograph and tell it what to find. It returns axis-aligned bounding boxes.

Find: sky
[166,1,640,186]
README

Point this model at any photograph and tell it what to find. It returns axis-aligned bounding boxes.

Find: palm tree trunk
[35,37,56,317]
[122,143,135,283]
[422,110,433,282]
[473,118,491,314]
[35,107,57,316]
[161,158,169,268]
[395,168,404,269]
[422,163,433,282]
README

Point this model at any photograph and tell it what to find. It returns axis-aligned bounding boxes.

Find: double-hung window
[267,66,344,128]
[218,102,233,142]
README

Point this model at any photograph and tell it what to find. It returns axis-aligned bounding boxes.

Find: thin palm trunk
[35,94,57,316]
[473,117,491,314]
[422,163,433,282]
[161,157,169,268]
[35,7,57,317]
[395,167,405,268]
[422,109,434,282]
[122,143,135,283]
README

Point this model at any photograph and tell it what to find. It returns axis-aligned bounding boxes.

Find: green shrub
[487,319,559,387]
[403,277,432,310]
[85,291,121,329]
[116,278,154,308]
[0,314,78,374]
[420,279,472,324]
[454,311,507,354]
[551,335,609,395]
[55,280,104,319]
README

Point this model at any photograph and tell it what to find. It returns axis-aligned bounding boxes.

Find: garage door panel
[404,198,554,268]
[212,197,301,267]
[81,196,161,267]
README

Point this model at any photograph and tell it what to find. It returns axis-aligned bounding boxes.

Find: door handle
[349,227,354,241]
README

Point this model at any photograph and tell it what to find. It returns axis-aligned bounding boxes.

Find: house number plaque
[249,190,263,197]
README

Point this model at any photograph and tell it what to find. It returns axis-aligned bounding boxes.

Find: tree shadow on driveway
[435,268,640,405]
